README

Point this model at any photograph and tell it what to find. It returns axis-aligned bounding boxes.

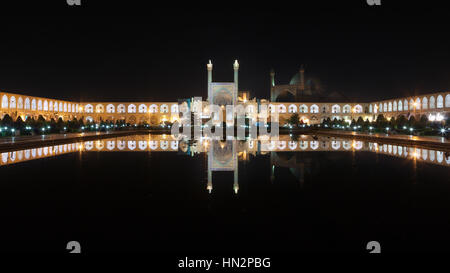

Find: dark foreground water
[0,134,449,253]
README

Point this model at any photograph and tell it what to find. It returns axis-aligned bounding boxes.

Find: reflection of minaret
[233,150,239,194]
[207,168,212,194]
[207,60,213,103]
[206,140,239,194]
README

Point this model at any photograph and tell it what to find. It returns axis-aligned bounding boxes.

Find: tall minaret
[270,68,275,87]
[299,64,305,91]
[207,60,213,103]
[233,60,239,105]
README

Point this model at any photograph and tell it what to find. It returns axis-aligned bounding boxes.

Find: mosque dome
[289,72,302,85]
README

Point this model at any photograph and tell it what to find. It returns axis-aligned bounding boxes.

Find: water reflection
[2,135,449,193]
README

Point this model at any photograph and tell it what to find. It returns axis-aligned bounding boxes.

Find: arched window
[25,98,31,110]
[393,101,397,111]
[379,103,383,113]
[49,101,53,111]
[398,100,403,111]
[298,104,308,113]
[68,103,72,112]
[332,140,341,150]
[59,102,63,112]
[354,105,363,113]
[63,102,67,112]
[1,95,8,108]
[138,104,147,113]
[404,100,408,111]
[117,104,126,113]
[128,104,136,113]
[409,99,414,110]
[96,104,104,113]
[17,97,23,109]
[85,104,94,113]
[289,104,298,113]
[160,104,169,113]
[54,101,58,112]
[430,96,435,109]
[388,102,392,112]
[149,104,158,113]
[171,104,178,113]
[72,104,75,113]
[310,104,319,113]
[343,105,351,113]
[445,94,450,108]
[437,95,444,108]
[106,104,115,113]
[383,103,387,112]
[415,98,421,109]
[32,99,37,111]
[38,100,43,111]
[278,104,286,113]
[246,105,255,113]
[43,100,48,111]
[76,104,79,113]
[369,104,373,113]
[332,104,341,113]
[422,97,428,110]
[9,96,16,109]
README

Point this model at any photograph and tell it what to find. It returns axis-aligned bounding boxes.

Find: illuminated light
[409,128,414,131]
[386,127,390,131]
[441,128,446,133]
[403,126,407,129]
[41,128,45,131]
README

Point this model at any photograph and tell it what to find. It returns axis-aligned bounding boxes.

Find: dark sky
[0,1,449,102]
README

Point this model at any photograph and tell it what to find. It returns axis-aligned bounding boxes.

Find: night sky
[0,1,449,102]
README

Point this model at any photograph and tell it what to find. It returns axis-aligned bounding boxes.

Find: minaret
[270,68,275,87]
[207,60,213,103]
[299,65,305,91]
[233,60,239,105]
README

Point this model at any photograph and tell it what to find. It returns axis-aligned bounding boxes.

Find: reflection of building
[0,61,449,126]
[207,140,239,194]
[2,136,449,195]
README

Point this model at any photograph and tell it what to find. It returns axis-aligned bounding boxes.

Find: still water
[1,134,449,253]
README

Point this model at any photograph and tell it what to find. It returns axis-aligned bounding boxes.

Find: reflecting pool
[1,134,449,252]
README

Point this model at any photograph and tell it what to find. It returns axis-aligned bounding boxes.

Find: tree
[418,114,428,129]
[56,117,65,132]
[396,115,407,129]
[287,113,299,127]
[408,116,417,128]
[356,117,364,127]
[1,114,13,127]
[375,114,387,129]
[14,116,25,132]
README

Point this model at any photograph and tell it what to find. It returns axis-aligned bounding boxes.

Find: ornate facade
[1,62,449,125]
